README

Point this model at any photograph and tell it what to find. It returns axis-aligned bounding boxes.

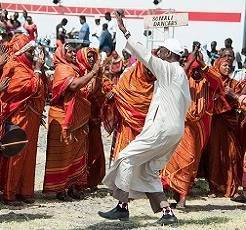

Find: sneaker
[98,206,129,221]
[157,213,178,226]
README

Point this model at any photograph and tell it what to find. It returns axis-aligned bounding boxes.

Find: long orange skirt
[0,106,42,201]
[43,107,88,193]
[160,116,210,196]
[86,121,105,188]
[113,118,139,160]
[202,111,244,197]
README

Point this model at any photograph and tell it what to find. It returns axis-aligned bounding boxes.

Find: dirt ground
[0,124,246,230]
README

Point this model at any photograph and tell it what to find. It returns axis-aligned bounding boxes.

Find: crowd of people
[55,11,117,54]
[0,7,246,226]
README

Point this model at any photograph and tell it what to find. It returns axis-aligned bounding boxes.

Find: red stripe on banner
[1,3,242,22]
[189,12,241,22]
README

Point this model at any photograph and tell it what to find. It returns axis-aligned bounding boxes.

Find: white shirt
[91,24,102,48]
[103,36,191,197]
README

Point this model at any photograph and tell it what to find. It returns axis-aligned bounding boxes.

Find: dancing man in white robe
[99,11,191,226]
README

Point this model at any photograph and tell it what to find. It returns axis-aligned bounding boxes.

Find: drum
[0,122,28,157]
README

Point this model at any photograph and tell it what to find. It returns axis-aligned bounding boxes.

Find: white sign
[144,13,189,29]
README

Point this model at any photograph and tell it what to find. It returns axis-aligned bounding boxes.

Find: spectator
[208,41,219,65]
[224,38,233,49]
[19,10,28,34]
[23,16,38,40]
[0,10,7,34]
[104,12,116,50]
[19,10,28,26]
[225,38,243,69]
[7,12,21,33]
[2,9,8,21]
[99,23,113,53]
[192,41,201,52]
[91,16,101,48]
[56,18,67,48]
[79,15,90,47]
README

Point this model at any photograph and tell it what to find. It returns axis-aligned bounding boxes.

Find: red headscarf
[76,47,99,75]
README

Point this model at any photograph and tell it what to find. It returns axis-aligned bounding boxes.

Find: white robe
[103,37,191,199]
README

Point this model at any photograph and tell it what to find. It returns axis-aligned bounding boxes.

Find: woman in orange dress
[0,34,45,205]
[76,47,112,191]
[103,61,155,164]
[43,44,100,200]
[109,51,123,85]
[201,58,246,198]
[160,54,230,208]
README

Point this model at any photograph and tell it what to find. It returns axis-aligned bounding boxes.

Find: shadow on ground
[78,215,156,230]
[0,212,52,223]
[179,204,246,213]
[33,187,111,204]
[84,188,112,199]
[178,216,230,226]
[80,215,230,230]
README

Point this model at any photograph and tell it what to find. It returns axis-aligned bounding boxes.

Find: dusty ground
[0,123,246,230]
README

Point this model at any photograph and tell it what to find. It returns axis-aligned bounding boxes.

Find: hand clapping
[0,44,9,68]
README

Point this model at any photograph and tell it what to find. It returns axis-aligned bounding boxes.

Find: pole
[0,140,28,148]
[243,0,246,48]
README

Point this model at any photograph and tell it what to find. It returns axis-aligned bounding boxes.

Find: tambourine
[0,122,28,157]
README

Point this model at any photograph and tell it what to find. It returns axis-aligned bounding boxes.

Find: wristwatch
[124,31,131,39]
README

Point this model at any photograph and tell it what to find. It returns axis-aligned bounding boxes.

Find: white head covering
[163,38,184,56]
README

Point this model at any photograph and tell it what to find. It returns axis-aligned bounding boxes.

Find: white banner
[144,13,189,29]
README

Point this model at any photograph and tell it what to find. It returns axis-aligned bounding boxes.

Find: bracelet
[124,31,131,38]
[34,69,42,75]
[201,65,208,71]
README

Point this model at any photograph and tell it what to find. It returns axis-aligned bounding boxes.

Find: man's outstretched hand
[114,9,127,34]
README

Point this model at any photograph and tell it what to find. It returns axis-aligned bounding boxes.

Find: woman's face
[219,62,231,76]
[87,51,96,66]
[65,47,76,64]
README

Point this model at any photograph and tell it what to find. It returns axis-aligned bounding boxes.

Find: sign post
[144,13,189,29]
[144,11,189,50]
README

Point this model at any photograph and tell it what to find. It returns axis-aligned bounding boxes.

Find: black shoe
[98,206,129,221]
[157,213,178,226]
[56,192,73,202]
[231,194,246,203]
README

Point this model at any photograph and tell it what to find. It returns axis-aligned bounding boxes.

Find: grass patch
[0,212,53,223]
[177,216,230,226]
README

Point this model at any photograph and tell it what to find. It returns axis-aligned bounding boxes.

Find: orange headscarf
[213,57,232,74]
[53,45,79,72]
[7,34,33,69]
[76,47,99,75]
[8,34,31,55]
[0,34,42,131]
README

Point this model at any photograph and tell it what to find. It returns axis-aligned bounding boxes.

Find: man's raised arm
[114,10,166,80]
